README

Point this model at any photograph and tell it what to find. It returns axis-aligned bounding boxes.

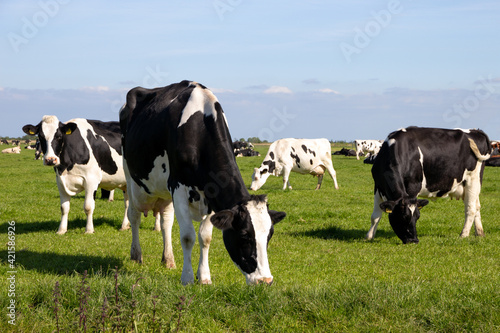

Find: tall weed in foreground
[48,267,193,332]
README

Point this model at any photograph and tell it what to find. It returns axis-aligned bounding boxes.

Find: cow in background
[355,139,383,160]
[251,138,339,191]
[23,116,133,234]
[367,127,490,244]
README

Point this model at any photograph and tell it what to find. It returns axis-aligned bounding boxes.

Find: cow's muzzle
[44,156,59,166]
[257,277,273,286]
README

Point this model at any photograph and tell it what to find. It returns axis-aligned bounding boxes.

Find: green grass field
[1,145,499,332]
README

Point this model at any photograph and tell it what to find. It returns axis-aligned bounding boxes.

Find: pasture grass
[1,145,499,332]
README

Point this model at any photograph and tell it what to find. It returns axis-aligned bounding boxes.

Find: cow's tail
[468,138,490,162]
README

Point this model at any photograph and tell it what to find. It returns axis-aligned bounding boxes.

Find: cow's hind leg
[282,167,292,190]
[120,190,130,230]
[473,197,484,236]
[461,179,483,238]
[128,204,143,263]
[197,214,214,284]
[161,200,176,269]
[366,192,384,240]
[325,161,339,189]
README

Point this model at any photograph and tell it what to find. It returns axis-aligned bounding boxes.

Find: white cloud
[318,88,340,94]
[264,86,293,94]
[81,86,110,92]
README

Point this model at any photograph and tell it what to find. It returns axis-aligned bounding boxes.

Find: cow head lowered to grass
[119,80,286,285]
[379,197,429,244]
[367,126,490,244]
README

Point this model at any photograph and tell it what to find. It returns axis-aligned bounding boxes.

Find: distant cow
[1,139,9,145]
[333,147,356,156]
[355,139,383,160]
[367,127,490,244]
[235,148,260,157]
[2,147,21,154]
[233,140,253,150]
[22,116,131,234]
[250,138,339,190]
[120,80,286,285]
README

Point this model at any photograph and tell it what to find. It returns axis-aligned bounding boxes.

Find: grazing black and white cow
[355,139,383,160]
[22,116,131,234]
[367,127,490,244]
[120,80,286,285]
[250,138,339,191]
[0,139,9,145]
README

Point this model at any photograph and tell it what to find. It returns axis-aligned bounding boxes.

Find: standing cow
[250,138,339,191]
[367,127,490,244]
[120,80,286,285]
[355,139,383,160]
[22,116,132,234]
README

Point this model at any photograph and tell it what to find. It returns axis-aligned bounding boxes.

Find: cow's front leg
[174,189,196,285]
[366,192,384,240]
[83,189,96,234]
[161,200,176,269]
[128,205,143,263]
[315,174,324,190]
[57,191,71,235]
[197,214,214,284]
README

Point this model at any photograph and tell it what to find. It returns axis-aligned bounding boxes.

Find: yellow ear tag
[29,130,35,135]
[385,208,392,213]
[65,129,72,135]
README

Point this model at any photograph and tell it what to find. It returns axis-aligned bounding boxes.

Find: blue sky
[1,0,499,141]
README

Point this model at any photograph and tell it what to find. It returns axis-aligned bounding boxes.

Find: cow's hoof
[200,279,212,285]
[84,230,95,234]
[162,257,176,269]
[56,230,67,235]
[119,226,130,231]
[131,256,143,264]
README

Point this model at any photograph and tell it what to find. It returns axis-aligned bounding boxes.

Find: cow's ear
[380,200,397,214]
[62,122,77,136]
[268,210,286,224]
[22,124,38,135]
[211,210,234,231]
[417,199,429,210]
